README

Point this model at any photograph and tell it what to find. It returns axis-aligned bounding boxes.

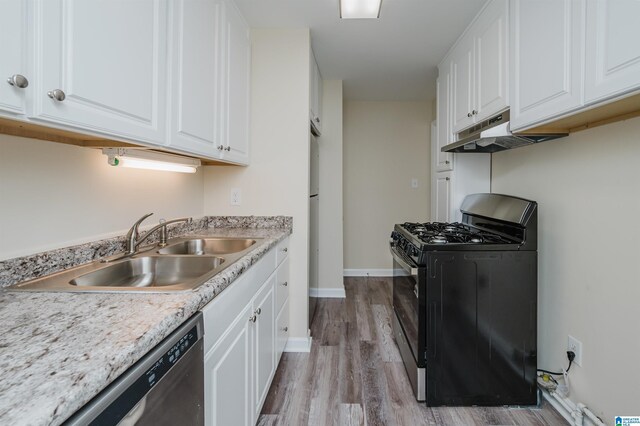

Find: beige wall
[317,80,344,290]
[343,101,432,270]
[203,29,311,339]
[0,135,204,260]
[491,117,640,422]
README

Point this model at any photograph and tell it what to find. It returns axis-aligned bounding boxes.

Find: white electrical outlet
[411,178,419,189]
[230,188,241,206]
[568,335,583,367]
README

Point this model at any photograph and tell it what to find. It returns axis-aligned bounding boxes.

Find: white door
[436,74,453,171]
[222,0,251,164]
[168,0,223,158]
[32,0,167,144]
[473,0,509,122]
[253,275,276,418]
[0,0,29,116]
[584,0,640,103]
[434,172,452,223]
[509,0,584,131]
[204,303,253,426]
[451,35,475,133]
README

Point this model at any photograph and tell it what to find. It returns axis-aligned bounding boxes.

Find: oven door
[390,245,425,367]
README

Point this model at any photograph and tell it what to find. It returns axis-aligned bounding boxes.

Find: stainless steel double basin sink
[11,237,261,293]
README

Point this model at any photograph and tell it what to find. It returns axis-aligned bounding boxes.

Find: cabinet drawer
[276,237,289,266]
[275,257,289,313]
[276,299,289,362]
[203,247,276,354]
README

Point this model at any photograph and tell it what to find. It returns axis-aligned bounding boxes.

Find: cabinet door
[168,0,223,158]
[33,0,167,144]
[204,303,253,426]
[451,35,475,133]
[0,0,29,116]
[222,0,251,164]
[584,0,640,103]
[253,274,276,417]
[473,0,509,122]
[509,0,584,131]
[435,73,453,171]
[434,172,452,223]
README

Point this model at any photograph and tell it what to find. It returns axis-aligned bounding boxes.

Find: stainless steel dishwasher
[65,313,204,426]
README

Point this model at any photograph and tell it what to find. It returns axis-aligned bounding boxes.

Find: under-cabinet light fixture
[102,148,201,174]
[340,0,382,19]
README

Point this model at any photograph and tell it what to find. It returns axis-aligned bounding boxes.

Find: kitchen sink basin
[70,256,224,288]
[157,238,256,255]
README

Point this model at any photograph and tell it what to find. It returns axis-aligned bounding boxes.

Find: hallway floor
[258,277,566,426]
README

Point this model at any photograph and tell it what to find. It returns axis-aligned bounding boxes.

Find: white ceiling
[233,0,486,101]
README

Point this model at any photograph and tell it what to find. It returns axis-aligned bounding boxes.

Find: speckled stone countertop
[0,217,292,426]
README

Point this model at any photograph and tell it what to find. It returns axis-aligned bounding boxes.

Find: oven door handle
[389,245,419,277]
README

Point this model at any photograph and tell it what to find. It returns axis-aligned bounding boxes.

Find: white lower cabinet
[204,303,253,426]
[202,238,290,426]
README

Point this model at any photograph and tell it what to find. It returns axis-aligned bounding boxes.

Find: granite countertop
[0,221,292,426]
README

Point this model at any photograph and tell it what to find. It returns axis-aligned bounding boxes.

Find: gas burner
[470,236,483,243]
[429,235,448,244]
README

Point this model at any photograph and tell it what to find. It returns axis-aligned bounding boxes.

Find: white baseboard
[309,287,346,298]
[343,269,393,277]
[283,337,312,353]
[540,388,602,426]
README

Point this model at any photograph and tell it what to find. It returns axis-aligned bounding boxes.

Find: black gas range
[390,193,538,406]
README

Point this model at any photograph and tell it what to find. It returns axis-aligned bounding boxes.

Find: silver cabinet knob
[467,112,472,117]
[445,177,450,181]
[255,307,262,315]
[7,74,29,88]
[282,247,288,253]
[249,315,257,323]
[314,117,320,123]
[281,326,288,332]
[281,281,288,287]
[224,146,231,151]
[217,145,224,151]
[472,110,478,115]
[47,89,66,101]
[445,160,450,164]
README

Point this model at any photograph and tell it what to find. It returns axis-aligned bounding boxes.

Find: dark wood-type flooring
[258,277,566,426]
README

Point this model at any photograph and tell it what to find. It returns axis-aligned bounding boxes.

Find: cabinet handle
[281,326,288,332]
[249,314,257,323]
[314,117,320,123]
[281,281,288,287]
[467,112,472,118]
[255,307,262,315]
[224,146,231,151]
[7,74,29,88]
[445,160,450,164]
[472,110,477,115]
[282,247,288,253]
[217,145,224,151]
[47,89,66,101]
[445,177,450,181]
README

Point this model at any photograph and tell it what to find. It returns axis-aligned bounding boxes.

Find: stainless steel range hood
[442,110,568,153]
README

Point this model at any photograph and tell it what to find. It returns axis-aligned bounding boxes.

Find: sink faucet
[125,213,193,255]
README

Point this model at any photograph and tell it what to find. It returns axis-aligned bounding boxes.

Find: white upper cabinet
[509,0,585,130]
[222,0,251,164]
[168,0,223,157]
[584,0,640,104]
[435,75,453,171]
[451,0,508,133]
[0,0,29,116]
[167,0,250,163]
[32,0,167,144]
[310,50,323,134]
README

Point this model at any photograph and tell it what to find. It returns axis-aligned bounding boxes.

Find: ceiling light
[340,0,382,19]
[102,148,201,174]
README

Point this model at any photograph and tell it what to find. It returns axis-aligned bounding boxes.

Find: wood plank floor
[259,277,566,426]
